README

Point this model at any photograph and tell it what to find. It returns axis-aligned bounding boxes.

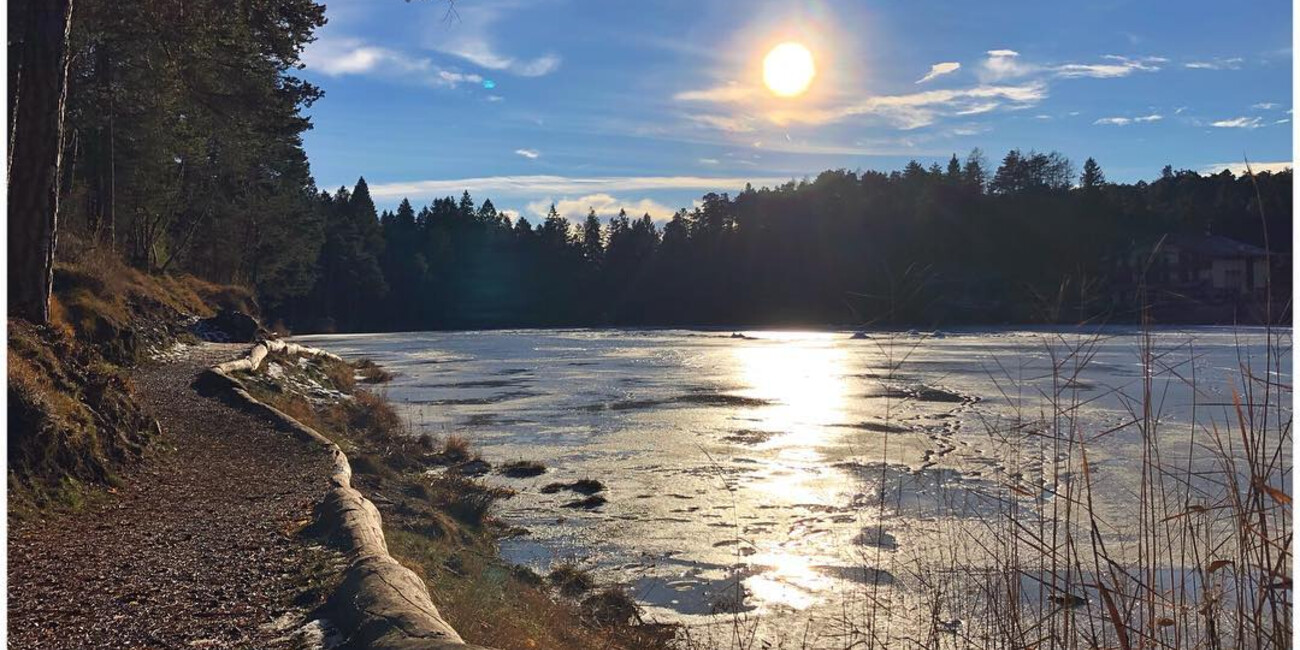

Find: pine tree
[581,209,604,265]
[946,154,962,181]
[350,177,386,275]
[458,191,476,222]
[540,203,570,248]
[991,149,1024,194]
[1080,157,1105,190]
[963,148,988,193]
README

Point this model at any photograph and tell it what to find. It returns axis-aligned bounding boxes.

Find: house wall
[1211,258,1249,291]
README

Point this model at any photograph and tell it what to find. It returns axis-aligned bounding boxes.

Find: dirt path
[8,343,339,649]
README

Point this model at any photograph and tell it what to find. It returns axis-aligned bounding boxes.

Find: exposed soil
[8,344,340,649]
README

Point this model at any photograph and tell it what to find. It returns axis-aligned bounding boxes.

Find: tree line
[8,0,1290,331]
[280,154,1291,331]
[9,0,326,324]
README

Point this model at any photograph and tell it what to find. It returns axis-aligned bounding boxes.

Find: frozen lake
[297,326,1291,647]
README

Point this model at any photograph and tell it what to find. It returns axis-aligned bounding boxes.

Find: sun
[763,42,816,97]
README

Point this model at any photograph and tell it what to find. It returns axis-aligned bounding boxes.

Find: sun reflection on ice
[732,333,849,433]
[727,334,856,612]
[744,549,837,611]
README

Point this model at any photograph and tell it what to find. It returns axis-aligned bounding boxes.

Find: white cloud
[1094,113,1162,126]
[677,48,1162,133]
[1211,116,1264,128]
[917,62,961,84]
[512,54,562,77]
[304,35,482,88]
[1253,102,1280,110]
[955,101,1001,115]
[440,40,560,77]
[1200,162,1292,176]
[486,95,505,102]
[1055,55,1163,78]
[526,193,679,222]
[764,83,1048,130]
[1185,57,1244,70]
[425,4,561,77]
[683,113,759,133]
[980,50,1163,82]
[698,158,720,165]
[366,175,795,200]
[950,124,990,136]
[674,83,757,103]
[981,49,1033,81]
[514,148,540,159]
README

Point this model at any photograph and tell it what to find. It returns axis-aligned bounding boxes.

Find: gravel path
[8,343,339,649]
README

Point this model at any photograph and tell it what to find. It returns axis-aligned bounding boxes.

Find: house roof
[1167,234,1270,257]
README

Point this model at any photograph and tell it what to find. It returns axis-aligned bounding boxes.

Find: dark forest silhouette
[278,157,1292,331]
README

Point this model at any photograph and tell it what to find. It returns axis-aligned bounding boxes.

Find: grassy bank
[8,240,255,517]
[236,351,677,649]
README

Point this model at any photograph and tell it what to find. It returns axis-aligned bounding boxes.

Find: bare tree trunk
[8,0,74,324]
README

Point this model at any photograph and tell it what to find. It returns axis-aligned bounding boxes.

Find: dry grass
[442,434,473,462]
[500,459,547,478]
[736,323,1291,650]
[9,242,255,517]
[321,359,357,394]
[355,359,394,384]
[549,563,596,597]
[242,352,676,649]
[7,319,155,516]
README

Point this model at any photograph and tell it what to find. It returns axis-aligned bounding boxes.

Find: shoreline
[201,339,488,649]
[224,340,676,649]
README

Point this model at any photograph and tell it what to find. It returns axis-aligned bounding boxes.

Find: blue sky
[300,0,1293,220]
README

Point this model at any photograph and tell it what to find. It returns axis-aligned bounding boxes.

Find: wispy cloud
[677,81,1047,131]
[1185,57,1244,70]
[675,46,1169,135]
[980,50,1164,81]
[1211,116,1264,128]
[682,112,759,133]
[1252,102,1280,110]
[954,101,1001,116]
[1094,113,1163,126]
[304,35,482,87]
[514,148,540,159]
[1201,161,1292,176]
[366,175,795,201]
[425,2,561,77]
[950,124,991,136]
[777,83,1048,129]
[1055,55,1165,78]
[674,84,756,103]
[526,193,679,222]
[917,62,961,84]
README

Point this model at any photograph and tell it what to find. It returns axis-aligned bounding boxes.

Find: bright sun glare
[762,42,816,97]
